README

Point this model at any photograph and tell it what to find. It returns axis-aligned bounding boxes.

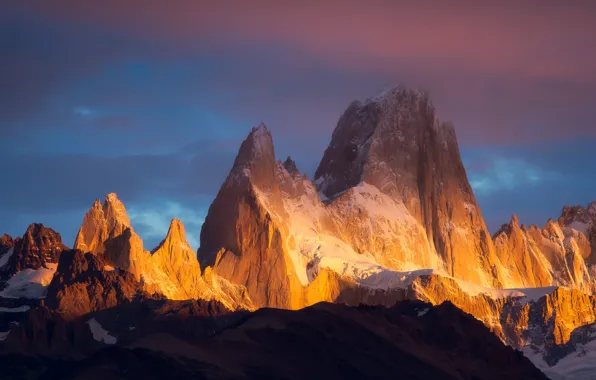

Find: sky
[1,1,596,250]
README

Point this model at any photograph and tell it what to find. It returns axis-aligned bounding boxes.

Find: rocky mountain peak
[511,214,520,227]
[6,223,68,273]
[314,85,504,287]
[74,193,133,256]
[494,215,522,238]
[239,123,274,162]
[0,234,14,257]
[314,85,452,201]
[558,202,596,238]
[103,192,130,227]
[283,156,299,176]
[226,122,278,194]
[364,85,430,110]
[0,234,13,246]
[91,198,102,209]
[152,218,189,255]
[166,218,185,240]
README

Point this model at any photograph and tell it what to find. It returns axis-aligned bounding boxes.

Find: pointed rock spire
[0,234,13,257]
[103,192,130,227]
[227,122,278,193]
[510,214,520,227]
[0,234,13,246]
[148,218,203,300]
[73,193,148,281]
[283,156,299,176]
[235,122,274,165]
[152,218,191,255]
[166,217,185,242]
[74,192,131,255]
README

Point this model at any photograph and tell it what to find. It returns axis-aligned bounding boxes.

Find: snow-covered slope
[86,318,117,345]
[0,224,68,300]
[523,322,596,380]
[0,263,57,299]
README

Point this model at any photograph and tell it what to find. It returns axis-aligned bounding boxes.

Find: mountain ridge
[1,85,595,379]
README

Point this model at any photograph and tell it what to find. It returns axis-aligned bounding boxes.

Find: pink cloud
[20,1,596,81]
[5,1,596,145]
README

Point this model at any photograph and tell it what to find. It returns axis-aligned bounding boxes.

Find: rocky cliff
[195,87,596,379]
[0,234,14,258]
[315,86,506,288]
[74,194,146,280]
[0,224,68,300]
[2,86,596,379]
[494,216,595,292]
[198,124,304,309]
[198,88,514,310]
[72,193,253,312]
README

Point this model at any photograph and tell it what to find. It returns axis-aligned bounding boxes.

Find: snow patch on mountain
[0,247,14,268]
[0,305,31,313]
[0,263,57,299]
[569,221,591,235]
[87,318,117,344]
[453,280,558,303]
[523,340,596,380]
[548,339,596,380]
[268,180,439,289]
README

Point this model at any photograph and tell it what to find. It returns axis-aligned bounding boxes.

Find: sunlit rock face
[74,193,148,279]
[314,86,507,288]
[199,124,303,309]
[73,194,253,312]
[558,202,596,265]
[493,216,554,288]
[198,88,509,309]
[494,215,595,293]
[196,87,596,380]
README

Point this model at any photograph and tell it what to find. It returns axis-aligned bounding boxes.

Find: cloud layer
[2,2,595,244]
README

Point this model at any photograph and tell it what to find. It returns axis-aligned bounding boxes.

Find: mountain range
[1,86,595,379]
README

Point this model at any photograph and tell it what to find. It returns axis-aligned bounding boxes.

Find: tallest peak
[368,84,428,105]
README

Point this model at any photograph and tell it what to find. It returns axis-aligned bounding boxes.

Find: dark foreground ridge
[0,300,546,380]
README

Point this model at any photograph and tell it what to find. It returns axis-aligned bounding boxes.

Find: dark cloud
[465,138,596,232]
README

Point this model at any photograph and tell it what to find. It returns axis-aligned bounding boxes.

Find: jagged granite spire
[283,156,299,176]
[198,124,299,308]
[73,192,145,279]
[227,122,277,190]
[314,85,506,288]
[74,193,131,255]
